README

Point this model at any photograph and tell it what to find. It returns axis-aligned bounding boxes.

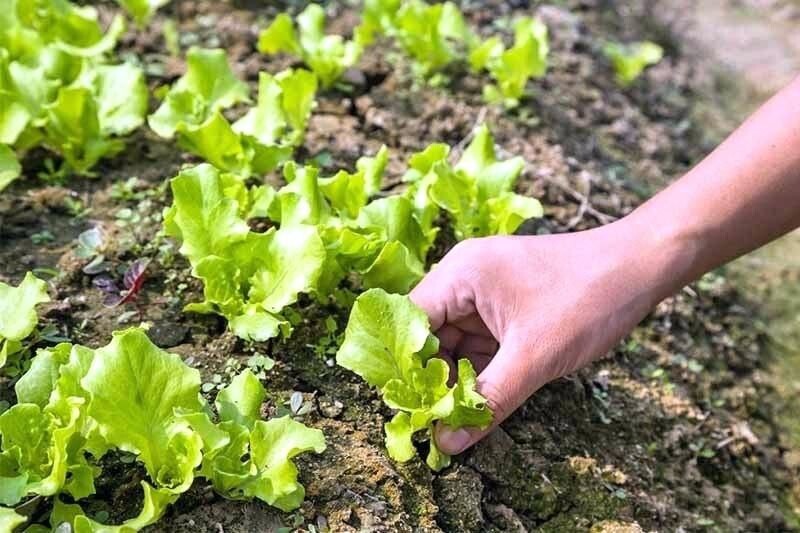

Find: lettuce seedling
[405,124,543,239]
[391,0,476,78]
[180,369,326,511]
[602,41,664,86]
[150,48,316,177]
[258,4,362,88]
[336,289,492,470]
[164,164,327,341]
[0,272,50,370]
[470,17,549,107]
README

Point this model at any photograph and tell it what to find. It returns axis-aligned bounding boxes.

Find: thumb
[409,252,477,331]
[435,335,534,455]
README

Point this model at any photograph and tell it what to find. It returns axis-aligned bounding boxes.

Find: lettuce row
[257,4,363,88]
[336,289,492,470]
[149,47,317,177]
[0,328,325,530]
[602,41,664,86]
[469,17,549,108]
[0,0,146,190]
[0,272,50,371]
[316,0,548,105]
[404,123,543,239]
[357,0,476,78]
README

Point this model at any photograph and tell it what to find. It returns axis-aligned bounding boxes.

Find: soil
[1,0,798,532]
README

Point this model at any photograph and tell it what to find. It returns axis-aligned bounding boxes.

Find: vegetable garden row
[1,0,676,531]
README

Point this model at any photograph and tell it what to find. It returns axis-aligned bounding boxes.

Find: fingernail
[437,428,472,455]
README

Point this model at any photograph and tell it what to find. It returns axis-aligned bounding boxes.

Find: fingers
[435,333,535,455]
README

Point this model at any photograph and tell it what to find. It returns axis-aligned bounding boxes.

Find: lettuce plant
[336,289,492,470]
[164,164,326,341]
[149,48,317,177]
[602,40,664,86]
[405,124,543,239]
[390,0,475,78]
[1,328,326,530]
[469,17,549,107]
[258,4,362,88]
[0,0,146,189]
[0,272,50,370]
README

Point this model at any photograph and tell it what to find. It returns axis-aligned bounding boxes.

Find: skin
[411,74,800,455]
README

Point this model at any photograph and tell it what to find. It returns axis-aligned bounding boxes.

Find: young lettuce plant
[164,164,326,341]
[1,328,326,530]
[149,48,317,177]
[405,124,543,239]
[258,4,362,88]
[0,1,146,188]
[469,17,549,107]
[0,272,50,371]
[336,289,492,470]
[179,369,326,511]
[391,0,476,80]
[602,40,664,86]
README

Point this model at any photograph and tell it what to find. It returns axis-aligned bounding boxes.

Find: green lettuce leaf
[0,144,20,191]
[415,124,542,239]
[80,328,204,492]
[0,272,49,369]
[336,289,491,470]
[233,69,317,148]
[0,506,26,531]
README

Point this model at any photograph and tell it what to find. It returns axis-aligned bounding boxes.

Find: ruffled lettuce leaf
[0,272,50,369]
[0,1,144,178]
[336,289,491,470]
[114,0,170,25]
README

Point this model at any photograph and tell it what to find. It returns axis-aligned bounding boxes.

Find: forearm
[622,75,800,303]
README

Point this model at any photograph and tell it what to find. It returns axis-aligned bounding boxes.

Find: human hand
[410,220,687,454]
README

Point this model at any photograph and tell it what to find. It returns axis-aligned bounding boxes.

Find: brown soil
[1,0,798,531]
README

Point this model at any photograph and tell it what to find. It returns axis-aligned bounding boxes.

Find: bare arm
[410,74,800,455]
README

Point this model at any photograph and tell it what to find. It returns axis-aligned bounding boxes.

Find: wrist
[614,203,705,307]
